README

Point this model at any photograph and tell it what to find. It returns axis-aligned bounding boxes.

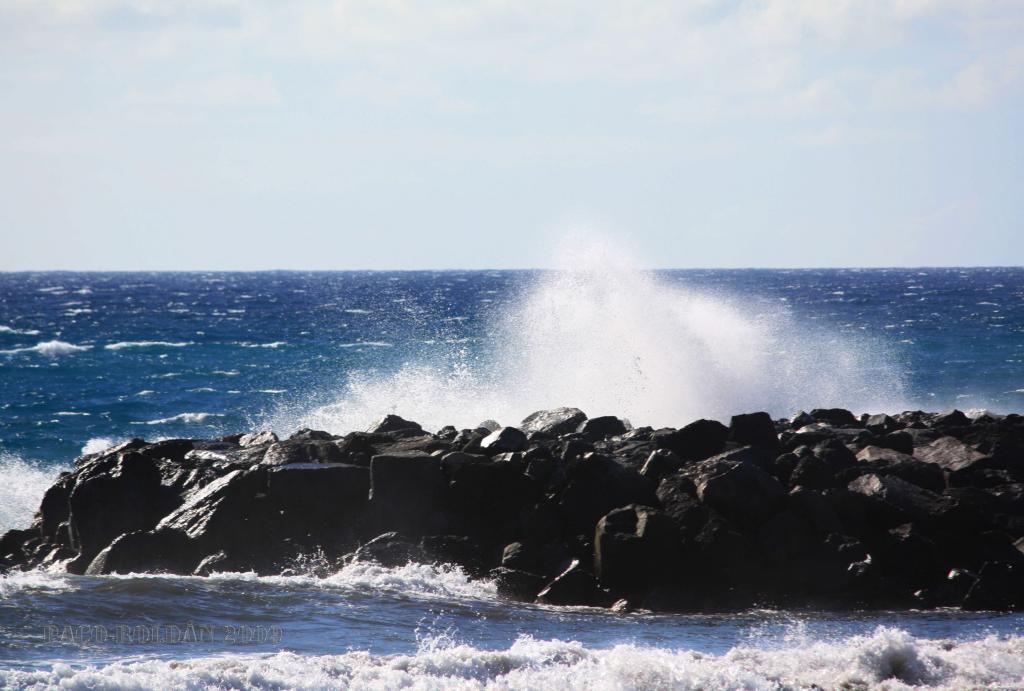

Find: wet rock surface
[4,407,1024,612]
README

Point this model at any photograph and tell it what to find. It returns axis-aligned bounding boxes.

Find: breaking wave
[275,236,906,434]
[2,627,1022,690]
[132,412,224,426]
[104,341,194,350]
[0,340,91,357]
[0,453,64,533]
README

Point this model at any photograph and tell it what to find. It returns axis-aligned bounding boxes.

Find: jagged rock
[846,473,958,528]
[962,561,1024,610]
[349,532,426,567]
[420,535,491,576]
[810,408,860,427]
[85,528,193,575]
[444,455,535,541]
[369,452,448,536]
[155,467,279,573]
[367,415,423,435]
[865,414,901,435]
[729,412,779,449]
[261,438,344,466]
[536,559,608,606]
[593,505,680,590]
[558,452,657,535]
[67,450,171,572]
[653,419,729,461]
[877,431,914,455]
[500,541,537,571]
[694,458,786,527]
[577,416,629,441]
[640,449,685,482]
[490,567,546,601]
[479,426,528,454]
[520,408,587,437]
[915,436,987,472]
[265,463,369,551]
[239,430,278,447]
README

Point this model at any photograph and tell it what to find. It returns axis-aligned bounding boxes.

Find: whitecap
[344,308,373,314]
[132,413,224,425]
[339,342,393,348]
[239,341,286,349]
[0,340,91,356]
[0,325,41,336]
[104,341,193,350]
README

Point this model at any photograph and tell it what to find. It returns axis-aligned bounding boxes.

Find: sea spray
[273,236,906,434]
[0,453,64,533]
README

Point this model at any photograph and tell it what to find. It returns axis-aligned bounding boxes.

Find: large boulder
[67,450,171,571]
[846,473,958,528]
[577,416,629,441]
[594,505,680,590]
[85,528,193,575]
[915,436,988,472]
[155,467,279,572]
[962,561,1024,610]
[367,415,423,435]
[729,412,779,450]
[444,455,535,541]
[520,408,587,437]
[349,532,426,567]
[479,427,528,454]
[557,453,657,535]
[694,458,786,527]
[653,419,729,462]
[536,559,608,607]
[369,452,448,536]
[265,462,369,551]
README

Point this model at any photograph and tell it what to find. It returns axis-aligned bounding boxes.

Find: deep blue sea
[2,266,1024,688]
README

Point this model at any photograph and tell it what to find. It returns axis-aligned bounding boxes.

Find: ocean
[2,261,1024,688]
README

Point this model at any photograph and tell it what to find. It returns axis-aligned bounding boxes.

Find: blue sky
[1,1,1022,270]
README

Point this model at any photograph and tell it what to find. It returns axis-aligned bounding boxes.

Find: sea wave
[0,453,64,533]
[81,437,122,455]
[0,325,41,336]
[239,341,287,349]
[104,341,193,350]
[0,340,91,356]
[2,627,1022,690]
[132,413,224,426]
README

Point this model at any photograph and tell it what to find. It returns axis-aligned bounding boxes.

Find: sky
[1,0,1022,270]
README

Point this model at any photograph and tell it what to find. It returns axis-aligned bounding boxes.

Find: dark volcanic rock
[654,419,729,461]
[694,457,786,527]
[367,415,423,435]
[479,426,528,454]
[520,408,587,437]
[6,406,1024,613]
[369,452,448,537]
[593,505,680,590]
[536,559,608,607]
[577,416,629,441]
[729,412,779,450]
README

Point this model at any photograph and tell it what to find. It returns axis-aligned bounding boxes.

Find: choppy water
[2,260,1024,688]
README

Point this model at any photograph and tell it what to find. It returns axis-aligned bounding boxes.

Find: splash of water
[273,237,905,434]
[0,453,64,533]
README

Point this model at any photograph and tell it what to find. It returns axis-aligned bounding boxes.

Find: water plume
[275,235,905,434]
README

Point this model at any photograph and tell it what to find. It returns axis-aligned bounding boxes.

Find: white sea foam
[104,341,193,350]
[0,453,63,533]
[0,325,41,336]
[339,342,394,348]
[81,437,121,455]
[0,340,91,356]
[2,627,1022,690]
[240,341,286,349]
[275,236,907,434]
[132,413,224,426]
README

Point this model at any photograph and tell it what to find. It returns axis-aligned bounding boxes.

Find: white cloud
[124,74,281,108]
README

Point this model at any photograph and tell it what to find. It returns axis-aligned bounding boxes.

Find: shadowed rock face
[4,407,1024,612]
